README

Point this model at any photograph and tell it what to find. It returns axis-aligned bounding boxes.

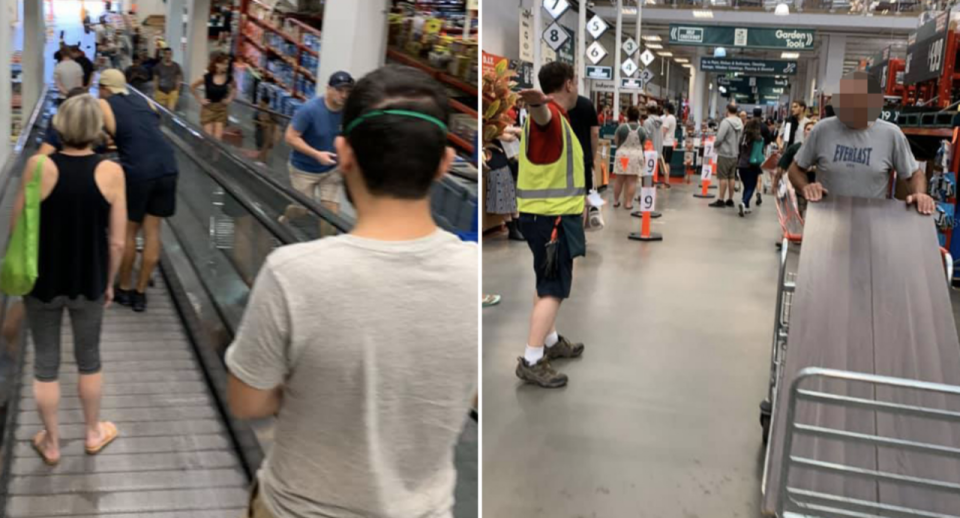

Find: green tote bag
[1,156,44,296]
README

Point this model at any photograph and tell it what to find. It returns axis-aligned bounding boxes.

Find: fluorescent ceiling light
[692,10,714,18]
[622,7,638,15]
[775,3,790,16]
[682,64,692,68]
[642,35,662,42]
[714,47,727,57]
[674,58,689,63]
[781,52,800,59]
[657,52,674,57]
[646,43,664,49]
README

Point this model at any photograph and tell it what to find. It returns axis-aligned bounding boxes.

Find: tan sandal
[85,421,119,455]
[32,430,59,466]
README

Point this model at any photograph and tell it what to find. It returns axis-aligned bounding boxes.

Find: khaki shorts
[717,156,739,181]
[154,89,179,111]
[288,163,343,204]
[244,482,277,518]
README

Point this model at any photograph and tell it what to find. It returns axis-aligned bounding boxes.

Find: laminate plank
[868,198,960,514]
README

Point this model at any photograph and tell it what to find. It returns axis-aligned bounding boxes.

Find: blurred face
[326,85,351,109]
[804,124,813,139]
[837,77,882,130]
[791,102,802,117]
[215,61,228,74]
[163,50,172,63]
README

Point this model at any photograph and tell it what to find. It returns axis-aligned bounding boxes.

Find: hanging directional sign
[623,37,639,56]
[621,78,643,90]
[586,66,613,80]
[640,49,655,67]
[543,0,571,20]
[621,58,639,77]
[543,21,570,51]
[587,14,609,40]
[670,24,815,51]
[586,40,608,65]
[639,68,654,85]
[700,58,798,75]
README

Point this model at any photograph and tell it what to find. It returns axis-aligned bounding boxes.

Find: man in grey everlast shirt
[789,71,935,215]
[225,65,477,518]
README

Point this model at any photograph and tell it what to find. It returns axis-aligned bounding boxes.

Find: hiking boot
[725,199,735,207]
[132,291,147,313]
[709,200,727,208]
[756,192,763,206]
[545,334,585,360]
[515,357,568,388]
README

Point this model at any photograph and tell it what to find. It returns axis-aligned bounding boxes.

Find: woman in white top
[612,106,647,210]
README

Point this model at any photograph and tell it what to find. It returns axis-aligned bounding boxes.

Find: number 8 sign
[644,150,659,177]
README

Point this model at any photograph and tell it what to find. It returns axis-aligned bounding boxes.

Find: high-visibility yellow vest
[517,111,585,215]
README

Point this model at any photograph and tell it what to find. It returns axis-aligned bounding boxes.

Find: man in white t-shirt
[661,102,678,177]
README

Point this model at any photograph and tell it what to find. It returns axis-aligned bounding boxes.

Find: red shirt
[526,100,566,165]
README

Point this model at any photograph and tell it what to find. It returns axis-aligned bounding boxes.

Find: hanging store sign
[719,76,789,97]
[587,40,608,65]
[543,0,571,20]
[586,66,613,80]
[510,59,535,89]
[639,68,654,85]
[520,9,535,63]
[622,58,639,77]
[640,49,655,67]
[621,78,644,90]
[623,37,639,56]
[671,24,815,51]
[557,27,576,66]
[700,58,798,75]
[587,14,609,40]
[543,21,570,51]
[904,11,949,85]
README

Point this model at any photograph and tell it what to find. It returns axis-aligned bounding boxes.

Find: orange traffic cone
[629,143,663,242]
[693,158,717,199]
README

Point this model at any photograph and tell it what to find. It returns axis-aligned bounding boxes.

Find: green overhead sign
[719,76,790,98]
[671,24,815,51]
[700,58,798,75]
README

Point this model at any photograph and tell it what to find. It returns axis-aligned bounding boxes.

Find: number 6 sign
[644,150,659,177]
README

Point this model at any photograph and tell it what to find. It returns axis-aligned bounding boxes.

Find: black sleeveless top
[30,154,111,303]
[204,73,230,103]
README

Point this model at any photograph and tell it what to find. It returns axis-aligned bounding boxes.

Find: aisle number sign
[623,37,639,56]
[587,14,609,40]
[703,137,716,159]
[543,0,571,20]
[644,151,659,176]
[640,49,655,67]
[543,22,570,51]
[587,41,608,65]
[622,58,639,77]
[640,186,657,212]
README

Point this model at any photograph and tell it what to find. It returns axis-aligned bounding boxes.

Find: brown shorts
[245,482,277,518]
[717,156,739,180]
[201,101,229,125]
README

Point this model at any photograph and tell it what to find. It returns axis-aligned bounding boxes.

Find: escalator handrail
[0,87,53,202]
[127,85,354,233]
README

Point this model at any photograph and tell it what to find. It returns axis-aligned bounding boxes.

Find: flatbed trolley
[773,367,960,518]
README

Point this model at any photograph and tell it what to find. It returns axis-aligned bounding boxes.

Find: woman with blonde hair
[190,52,235,140]
[13,94,128,465]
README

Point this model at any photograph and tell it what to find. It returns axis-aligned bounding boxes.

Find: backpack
[1,156,44,296]
[749,140,765,166]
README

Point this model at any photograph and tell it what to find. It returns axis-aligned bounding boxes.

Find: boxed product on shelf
[299,53,318,73]
[302,32,321,52]
[449,113,478,145]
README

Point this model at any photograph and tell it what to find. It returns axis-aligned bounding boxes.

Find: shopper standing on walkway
[153,48,182,110]
[282,71,354,226]
[190,52,235,140]
[225,65,476,518]
[662,103,678,178]
[789,71,934,215]
[71,46,96,90]
[644,102,666,188]
[710,104,744,208]
[98,70,180,312]
[513,62,587,389]
[737,116,764,217]
[780,100,809,149]
[18,95,126,466]
[568,95,600,194]
[53,51,84,103]
[612,106,647,210]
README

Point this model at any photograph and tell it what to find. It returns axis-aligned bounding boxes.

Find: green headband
[343,109,448,136]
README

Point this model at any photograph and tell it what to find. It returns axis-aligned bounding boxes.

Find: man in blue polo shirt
[283,71,354,229]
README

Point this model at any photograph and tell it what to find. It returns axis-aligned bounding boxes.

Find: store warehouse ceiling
[571,0,914,74]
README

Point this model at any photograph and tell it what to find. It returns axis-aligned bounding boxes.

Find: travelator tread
[5,276,249,517]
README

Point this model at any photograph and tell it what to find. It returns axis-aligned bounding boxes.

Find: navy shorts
[519,213,585,300]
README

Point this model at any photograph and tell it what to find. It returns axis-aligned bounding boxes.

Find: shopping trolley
[774,367,960,518]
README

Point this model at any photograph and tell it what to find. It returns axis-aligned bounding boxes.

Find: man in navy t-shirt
[283,71,354,227]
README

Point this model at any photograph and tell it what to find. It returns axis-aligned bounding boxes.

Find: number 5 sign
[644,150,659,176]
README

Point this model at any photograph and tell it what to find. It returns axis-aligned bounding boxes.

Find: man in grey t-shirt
[53,53,83,100]
[225,66,476,518]
[152,48,183,110]
[790,71,934,215]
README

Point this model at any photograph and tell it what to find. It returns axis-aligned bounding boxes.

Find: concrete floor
[482,182,783,518]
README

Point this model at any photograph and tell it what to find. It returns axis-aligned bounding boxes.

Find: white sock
[524,345,544,365]
[544,331,560,348]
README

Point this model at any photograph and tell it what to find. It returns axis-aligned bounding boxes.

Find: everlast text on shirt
[832,145,873,167]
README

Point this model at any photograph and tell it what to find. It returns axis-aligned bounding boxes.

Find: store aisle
[482,183,781,518]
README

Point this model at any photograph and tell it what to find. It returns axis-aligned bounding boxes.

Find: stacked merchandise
[240,0,322,102]
[10,53,22,142]
[931,141,957,248]
[256,81,304,117]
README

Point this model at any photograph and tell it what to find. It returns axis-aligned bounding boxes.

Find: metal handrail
[127,85,353,233]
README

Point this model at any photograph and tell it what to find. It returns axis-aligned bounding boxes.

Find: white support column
[166,0,186,65]
[533,0,542,89]
[319,0,387,85]
[818,34,846,99]
[613,0,622,121]
[709,81,718,119]
[693,62,705,130]
[23,0,45,117]
[577,0,586,92]
[185,0,211,85]
[0,11,11,164]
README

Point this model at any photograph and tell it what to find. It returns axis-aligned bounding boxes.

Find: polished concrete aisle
[482,183,782,518]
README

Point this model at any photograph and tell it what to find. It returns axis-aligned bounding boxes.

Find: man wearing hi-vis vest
[514,62,587,389]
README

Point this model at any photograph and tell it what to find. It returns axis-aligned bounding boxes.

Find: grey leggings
[25,296,104,382]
